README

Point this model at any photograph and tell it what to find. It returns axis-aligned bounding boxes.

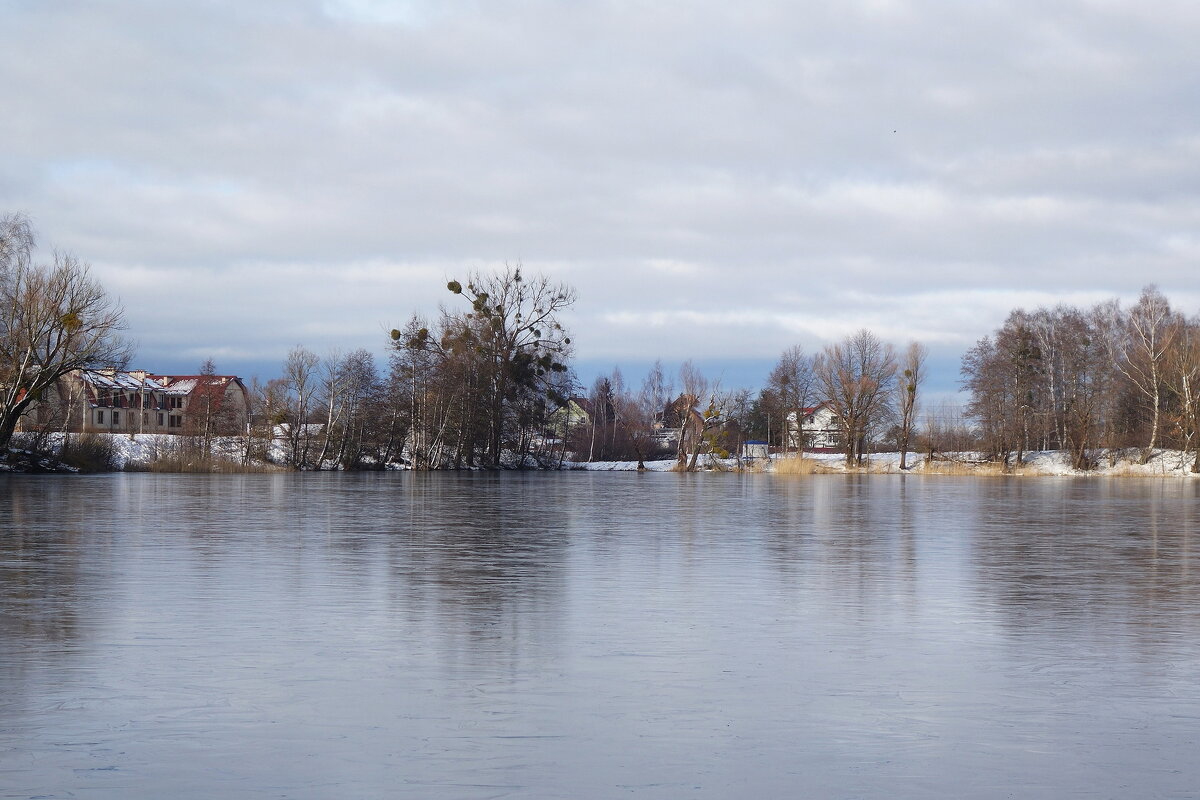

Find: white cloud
[2,0,1199,385]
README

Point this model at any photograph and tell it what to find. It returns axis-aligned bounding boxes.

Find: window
[112,411,120,426]
[142,413,149,424]
[168,396,184,409]
[157,413,165,426]
[169,415,182,429]
[96,410,104,424]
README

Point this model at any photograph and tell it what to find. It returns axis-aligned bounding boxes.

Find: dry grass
[1095,461,1194,478]
[914,459,1011,476]
[771,456,834,475]
[58,433,120,473]
[772,455,1013,477]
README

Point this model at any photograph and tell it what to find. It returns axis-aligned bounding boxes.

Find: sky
[4,0,1200,397]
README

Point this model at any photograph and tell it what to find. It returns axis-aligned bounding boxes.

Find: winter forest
[4,213,1200,472]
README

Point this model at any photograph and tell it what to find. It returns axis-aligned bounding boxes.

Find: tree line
[235,283,1200,473]
[6,212,1200,472]
[961,285,1200,471]
[570,330,928,470]
[252,265,576,469]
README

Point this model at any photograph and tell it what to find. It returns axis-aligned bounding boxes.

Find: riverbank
[8,433,1200,477]
[572,449,1200,477]
[2,433,274,474]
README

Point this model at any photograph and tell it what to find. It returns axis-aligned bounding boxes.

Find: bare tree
[445,265,576,466]
[1116,285,1178,461]
[1089,299,1128,461]
[896,341,927,470]
[281,346,319,468]
[390,315,446,468]
[766,345,816,454]
[961,313,1043,467]
[1,215,132,453]
[1057,308,1113,470]
[631,360,674,467]
[0,213,34,275]
[814,330,897,466]
[675,360,709,465]
[920,400,974,459]
[314,350,347,469]
[686,380,735,471]
[1162,315,1200,472]
[334,349,381,469]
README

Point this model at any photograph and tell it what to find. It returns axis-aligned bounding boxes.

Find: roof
[75,370,244,398]
[149,374,243,397]
[79,370,168,392]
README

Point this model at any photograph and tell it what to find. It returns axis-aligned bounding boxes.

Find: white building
[784,403,841,451]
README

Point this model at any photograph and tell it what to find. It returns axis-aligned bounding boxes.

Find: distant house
[21,368,251,436]
[546,396,593,438]
[785,403,841,451]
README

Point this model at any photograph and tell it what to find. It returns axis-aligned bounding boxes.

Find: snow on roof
[162,378,199,394]
[79,370,168,391]
[77,370,240,397]
[149,375,238,392]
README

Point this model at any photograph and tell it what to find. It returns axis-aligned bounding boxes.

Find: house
[546,396,594,438]
[784,403,841,451]
[22,368,251,436]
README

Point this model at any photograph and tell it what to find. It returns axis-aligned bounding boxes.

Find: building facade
[22,369,250,436]
[785,403,842,451]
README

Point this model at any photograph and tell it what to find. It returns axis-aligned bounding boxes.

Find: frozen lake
[2,472,1199,798]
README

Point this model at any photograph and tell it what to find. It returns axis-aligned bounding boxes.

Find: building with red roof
[21,369,250,436]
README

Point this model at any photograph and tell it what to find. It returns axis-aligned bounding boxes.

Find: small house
[784,403,841,451]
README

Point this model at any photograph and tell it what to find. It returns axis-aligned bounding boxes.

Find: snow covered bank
[567,450,1200,477]
[9,434,1200,477]
[5,433,266,472]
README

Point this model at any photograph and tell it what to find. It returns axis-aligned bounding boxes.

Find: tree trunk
[1143,382,1161,463]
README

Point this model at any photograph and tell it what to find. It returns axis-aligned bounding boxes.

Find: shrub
[58,433,119,473]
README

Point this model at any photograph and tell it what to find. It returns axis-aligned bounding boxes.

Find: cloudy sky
[4,0,1200,394]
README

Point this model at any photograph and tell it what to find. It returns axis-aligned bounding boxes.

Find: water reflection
[969,479,1200,661]
[2,472,1199,798]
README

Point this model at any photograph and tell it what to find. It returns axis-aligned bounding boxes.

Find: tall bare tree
[766,345,816,454]
[896,341,927,470]
[814,330,897,466]
[445,265,575,466]
[1117,285,1178,461]
[961,312,1044,467]
[0,215,131,453]
[675,360,709,465]
[281,346,320,468]
[1162,315,1200,472]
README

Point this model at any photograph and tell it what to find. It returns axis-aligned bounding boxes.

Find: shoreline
[6,433,1200,477]
[572,449,1200,478]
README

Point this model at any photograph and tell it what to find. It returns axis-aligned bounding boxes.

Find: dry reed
[771,456,833,475]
